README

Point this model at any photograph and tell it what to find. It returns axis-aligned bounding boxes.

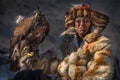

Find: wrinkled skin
[75,17,91,38]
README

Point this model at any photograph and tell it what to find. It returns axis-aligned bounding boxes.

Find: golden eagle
[9,10,50,71]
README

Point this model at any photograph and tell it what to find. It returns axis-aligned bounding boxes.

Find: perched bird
[10,9,50,51]
[9,9,50,71]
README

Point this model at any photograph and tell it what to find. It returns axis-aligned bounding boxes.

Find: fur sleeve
[82,49,114,80]
[82,36,114,80]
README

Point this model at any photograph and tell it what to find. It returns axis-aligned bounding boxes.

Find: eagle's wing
[9,10,50,71]
[10,10,50,50]
[10,16,35,49]
[28,15,50,48]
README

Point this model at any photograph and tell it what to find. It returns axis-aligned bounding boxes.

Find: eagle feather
[9,10,50,71]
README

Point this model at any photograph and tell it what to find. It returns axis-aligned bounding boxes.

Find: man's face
[75,17,91,37]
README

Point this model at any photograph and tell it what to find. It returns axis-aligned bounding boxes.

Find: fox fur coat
[57,27,118,80]
[19,27,119,80]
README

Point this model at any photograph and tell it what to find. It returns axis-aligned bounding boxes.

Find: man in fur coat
[16,4,119,80]
[56,4,119,80]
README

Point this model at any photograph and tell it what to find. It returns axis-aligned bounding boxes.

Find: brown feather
[9,11,50,72]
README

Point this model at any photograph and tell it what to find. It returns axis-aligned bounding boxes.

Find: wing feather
[9,10,50,71]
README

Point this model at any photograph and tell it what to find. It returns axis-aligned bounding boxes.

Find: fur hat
[65,4,109,29]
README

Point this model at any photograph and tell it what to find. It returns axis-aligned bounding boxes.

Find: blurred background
[0,0,120,79]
